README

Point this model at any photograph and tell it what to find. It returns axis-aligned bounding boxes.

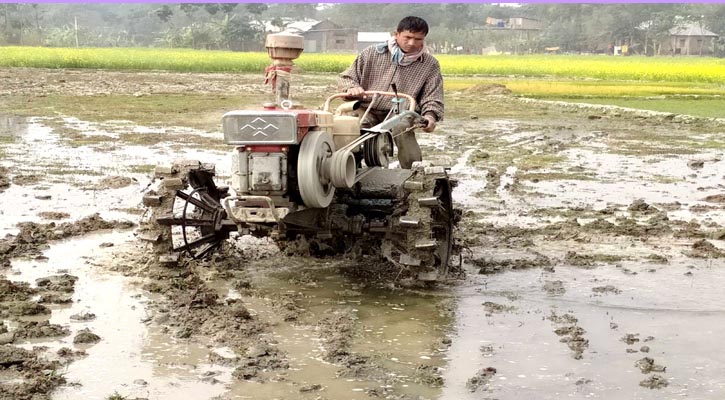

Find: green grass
[4,93,266,130]
[548,97,724,119]
[445,77,725,119]
[518,154,567,171]
[129,164,156,174]
[519,172,595,181]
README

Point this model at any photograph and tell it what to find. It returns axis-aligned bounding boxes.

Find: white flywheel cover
[298,130,335,208]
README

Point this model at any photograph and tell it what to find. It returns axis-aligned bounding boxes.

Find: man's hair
[397,16,429,35]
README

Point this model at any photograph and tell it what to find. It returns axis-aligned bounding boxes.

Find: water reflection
[0,113,27,137]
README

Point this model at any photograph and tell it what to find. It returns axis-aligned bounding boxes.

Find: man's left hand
[422,114,436,132]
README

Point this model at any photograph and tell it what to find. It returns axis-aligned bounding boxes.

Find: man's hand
[422,114,437,132]
[347,86,365,96]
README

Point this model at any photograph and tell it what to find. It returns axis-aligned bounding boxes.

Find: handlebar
[323,91,416,113]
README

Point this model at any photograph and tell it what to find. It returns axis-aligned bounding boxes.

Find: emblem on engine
[240,117,279,137]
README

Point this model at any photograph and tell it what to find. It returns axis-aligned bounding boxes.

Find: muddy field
[1,68,725,400]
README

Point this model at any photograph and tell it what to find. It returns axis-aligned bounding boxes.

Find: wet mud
[1,68,725,399]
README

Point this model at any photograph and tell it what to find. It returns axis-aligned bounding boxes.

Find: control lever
[391,83,401,115]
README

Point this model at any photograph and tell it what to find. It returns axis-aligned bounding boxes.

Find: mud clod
[0,301,50,317]
[317,311,356,363]
[414,364,444,387]
[0,167,10,192]
[687,160,704,170]
[639,374,669,389]
[543,280,565,295]
[73,328,101,344]
[564,251,594,267]
[94,175,135,189]
[0,344,66,399]
[57,347,87,360]
[466,367,497,392]
[14,321,70,339]
[473,255,552,274]
[70,311,96,321]
[621,333,640,345]
[299,383,323,392]
[687,239,725,258]
[628,199,658,214]
[36,274,77,292]
[233,342,289,381]
[0,214,135,265]
[703,194,725,203]
[548,312,588,359]
[482,301,515,314]
[592,285,621,295]
[635,357,666,374]
[37,211,70,220]
[0,279,35,302]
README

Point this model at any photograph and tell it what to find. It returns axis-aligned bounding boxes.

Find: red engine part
[242,145,288,153]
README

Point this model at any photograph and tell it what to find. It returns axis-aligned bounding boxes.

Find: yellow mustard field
[2,46,724,84]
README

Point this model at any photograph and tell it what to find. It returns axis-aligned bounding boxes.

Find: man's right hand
[346,86,365,96]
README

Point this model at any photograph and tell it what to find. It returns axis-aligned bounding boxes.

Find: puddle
[449,148,488,209]
[7,232,232,399]
[0,117,234,236]
[209,260,451,399]
[0,113,27,137]
[523,148,725,225]
[442,256,725,399]
[4,232,453,399]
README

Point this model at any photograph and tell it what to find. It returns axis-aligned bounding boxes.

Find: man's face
[394,30,426,53]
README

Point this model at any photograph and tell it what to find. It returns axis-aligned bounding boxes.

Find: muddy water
[443,254,725,399]
[0,117,232,236]
[530,149,725,215]
[6,234,451,399]
[7,233,236,399]
[4,71,725,399]
[211,259,451,399]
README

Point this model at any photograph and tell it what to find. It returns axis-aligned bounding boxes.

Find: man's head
[394,16,428,54]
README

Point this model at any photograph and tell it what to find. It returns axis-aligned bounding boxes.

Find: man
[337,16,444,169]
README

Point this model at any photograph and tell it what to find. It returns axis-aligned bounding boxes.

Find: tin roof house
[662,22,719,56]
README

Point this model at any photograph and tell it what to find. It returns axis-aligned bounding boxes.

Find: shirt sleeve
[418,58,444,122]
[337,47,370,92]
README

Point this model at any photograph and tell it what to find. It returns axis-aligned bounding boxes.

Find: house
[507,17,543,31]
[272,19,356,53]
[357,32,391,52]
[662,22,719,56]
[484,16,542,31]
[481,16,542,54]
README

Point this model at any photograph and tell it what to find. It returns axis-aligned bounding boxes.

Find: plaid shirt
[337,45,444,122]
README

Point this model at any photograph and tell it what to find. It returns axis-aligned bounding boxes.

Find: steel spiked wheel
[382,165,457,281]
[153,168,234,259]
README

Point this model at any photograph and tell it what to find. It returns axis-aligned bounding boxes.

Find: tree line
[1,3,723,56]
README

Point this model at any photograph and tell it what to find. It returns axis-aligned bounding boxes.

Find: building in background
[267,19,356,53]
[356,31,391,52]
[663,22,719,56]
